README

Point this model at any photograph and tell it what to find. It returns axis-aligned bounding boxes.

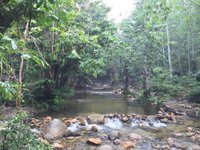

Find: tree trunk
[143,52,150,99]
[123,62,129,94]
[16,22,29,109]
[166,22,173,79]
[51,21,55,53]
[162,46,166,69]
[187,31,191,73]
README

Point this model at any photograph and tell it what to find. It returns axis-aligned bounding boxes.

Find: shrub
[25,79,75,110]
[0,112,51,150]
[188,85,200,103]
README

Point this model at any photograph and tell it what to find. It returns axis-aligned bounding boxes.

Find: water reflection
[39,91,158,117]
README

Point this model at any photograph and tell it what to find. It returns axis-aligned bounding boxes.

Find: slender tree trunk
[187,31,191,73]
[111,66,118,87]
[143,51,150,99]
[166,22,173,79]
[0,58,2,81]
[162,46,166,69]
[123,62,129,94]
[16,23,29,109]
[177,48,183,75]
[51,21,55,53]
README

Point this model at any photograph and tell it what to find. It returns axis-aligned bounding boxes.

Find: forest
[0,0,200,150]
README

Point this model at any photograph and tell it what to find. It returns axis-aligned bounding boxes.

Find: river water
[39,90,158,117]
[37,90,200,149]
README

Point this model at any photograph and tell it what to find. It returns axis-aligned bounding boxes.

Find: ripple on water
[104,118,123,129]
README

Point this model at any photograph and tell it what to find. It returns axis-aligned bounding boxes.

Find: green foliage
[188,84,200,103]
[151,67,182,97]
[26,79,75,110]
[0,112,51,150]
[0,82,17,103]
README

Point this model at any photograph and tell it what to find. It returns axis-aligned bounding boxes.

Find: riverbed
[35,90,200,150]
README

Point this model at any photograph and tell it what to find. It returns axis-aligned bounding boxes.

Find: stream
[38,90,158,117]
[36,90,200,150]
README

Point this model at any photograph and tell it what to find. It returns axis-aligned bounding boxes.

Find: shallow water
[38,91,158,117]
[36,90,200,150]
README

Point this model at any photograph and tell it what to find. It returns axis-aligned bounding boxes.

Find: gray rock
[128,133,142,141]
[109,130,121,140]
[99,145,113,150]
[43,118,66,141]
[113,139,121,145]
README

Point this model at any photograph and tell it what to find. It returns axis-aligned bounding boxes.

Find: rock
[109,130,121,140]
[39,138,50,145]
[173,132,184,137]
[167,138,187,149]
[173,142,187,149]
[63,120,71,127]
[191,136,196,141]
[195,134,200,142]
[158,111,163,114]
[122,141,136,149]
[53,143,64,150]
[43,118,67,141]
[185,132,195,137]
[91,125,98,132]
[122,116,129,122]
[113,139,121,145]
[98,134,109,140]
[171,116,177,122]
[161,118,168,123]
[88,114,105,124]
[186,111,197,118]
[191,145,200,150]
[187,127,193,132]
[77,117,86,126]
[99,145,113,150]
[152,144,170,149]
[66,136,75,140]
[43,116,52,123]
[128,133,142,141]
[63,129,72,137]
[31,128,42,136]
[87,138,102,145]
[167,138,174,147]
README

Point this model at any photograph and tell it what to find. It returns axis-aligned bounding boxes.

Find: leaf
[68,49,81,59]
[11,40,17,50]
[2,35,12,41]
[21,54,31,59]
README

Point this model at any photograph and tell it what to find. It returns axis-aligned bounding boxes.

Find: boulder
[128,133,142,141]
[88,114,105,124]
[87,138,102,145]
[91,125,98,132]
[43,118,67,141]
[109,130,121,140]
[99,145,113,150]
